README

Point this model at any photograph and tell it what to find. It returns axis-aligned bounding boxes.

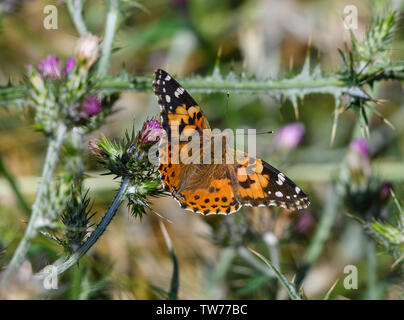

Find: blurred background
[1,0,404,299]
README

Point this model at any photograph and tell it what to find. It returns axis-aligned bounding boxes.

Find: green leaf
[248,248,302,300]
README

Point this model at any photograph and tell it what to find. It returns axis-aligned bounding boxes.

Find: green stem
[0,75,347,102]
[96,0,119,76]
[237,246,275,278]
[295,186,339,288]
[0,152,30,215]
[0,123,67,285]
[365,238,378,299]
[34,176,130,278]
[249,248,302,300]
[67,0,88,36]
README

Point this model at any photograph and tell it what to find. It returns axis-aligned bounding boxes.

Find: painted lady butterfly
[152,69,310,215]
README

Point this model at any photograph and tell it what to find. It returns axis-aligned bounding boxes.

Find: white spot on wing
[275,191,283,198]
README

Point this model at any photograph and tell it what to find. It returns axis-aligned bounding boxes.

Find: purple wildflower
[275,123,305,151]
[63,57,75,75]
[138,120,164,146]
[81,96,101,117]
[346,138,370,179]
[37,55,61,80]
[349,138,369,157]
[89,139,108,158]
[296,212,315,235]
[379,182,393,203]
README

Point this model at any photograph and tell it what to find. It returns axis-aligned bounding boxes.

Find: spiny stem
[1,123,67,284]
[67,0,88,36]
[96,0,119,77]
[34,176,130,278]
[0,152,30,215]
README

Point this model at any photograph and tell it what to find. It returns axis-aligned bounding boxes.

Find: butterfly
[152,69,310,215]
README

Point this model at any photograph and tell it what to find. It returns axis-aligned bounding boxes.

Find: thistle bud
[63,57,75,75]
[275,123,305,151]
[346,138,370,181]
[89,139,108,158]
[37,55,62,80]
[137,120,164,146]
[74,34,100,69]
[81,96,101,117]
[26,65,45,93]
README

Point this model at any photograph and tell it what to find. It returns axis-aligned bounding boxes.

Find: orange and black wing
[231,152,310,211]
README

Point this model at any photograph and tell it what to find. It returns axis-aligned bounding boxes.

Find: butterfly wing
[230,151,310,210]
[153,69,210,134]
[153,69,238,215]
[153,69,310,215]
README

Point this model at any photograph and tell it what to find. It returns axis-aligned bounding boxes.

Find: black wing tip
[154,68,170,78]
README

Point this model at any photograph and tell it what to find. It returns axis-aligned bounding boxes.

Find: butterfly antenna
[236,130,274,135]
[226,91,230,129]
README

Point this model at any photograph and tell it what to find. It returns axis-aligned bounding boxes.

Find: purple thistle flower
[346,138,370,179]
[63,57,75,75]
[296,212,315,235]
[37,55,61,80]
[138,120,164,146]
[275,123,305,151]
[89,139,108,158]
[81,96,101,117]
[349,138,369,157]
[379,182,393,203]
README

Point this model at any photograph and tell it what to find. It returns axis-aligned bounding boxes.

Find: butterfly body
[152,69,310,215]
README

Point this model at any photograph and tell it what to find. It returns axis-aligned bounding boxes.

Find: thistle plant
[33,119,166,278]
[0,31,115,283]
[1,1,404,300]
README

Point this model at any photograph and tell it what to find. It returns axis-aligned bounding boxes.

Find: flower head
[63,57,75,75]
[37,55,61,80]
[275,122,305,151]
[295,211,315,235]
[379,182,393,203]
[74,33,99,69]
[81,96,101,117]
[350,138,369,157]
[89,139,107,158]
[346,138,370,179]
[137,120,164,146]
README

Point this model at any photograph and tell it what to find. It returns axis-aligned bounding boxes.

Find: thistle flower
[275,123,305,151]
[89,139,108,158]
[74,33,99,70]
[346,138,370,181]
[81,96,101,117]
[295,211,315,235]
[63,57,75,75]
[137,120,164,147]
[349,138,369,157]
[37,55,62,80]
[379,182,393,204]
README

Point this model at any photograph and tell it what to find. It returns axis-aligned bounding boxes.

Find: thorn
[289,56,294,71]
[330,111,339,146]
[307,33,312,50]
[374,99,388,105]
[256,130,274,135]
[383,118,395,130]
